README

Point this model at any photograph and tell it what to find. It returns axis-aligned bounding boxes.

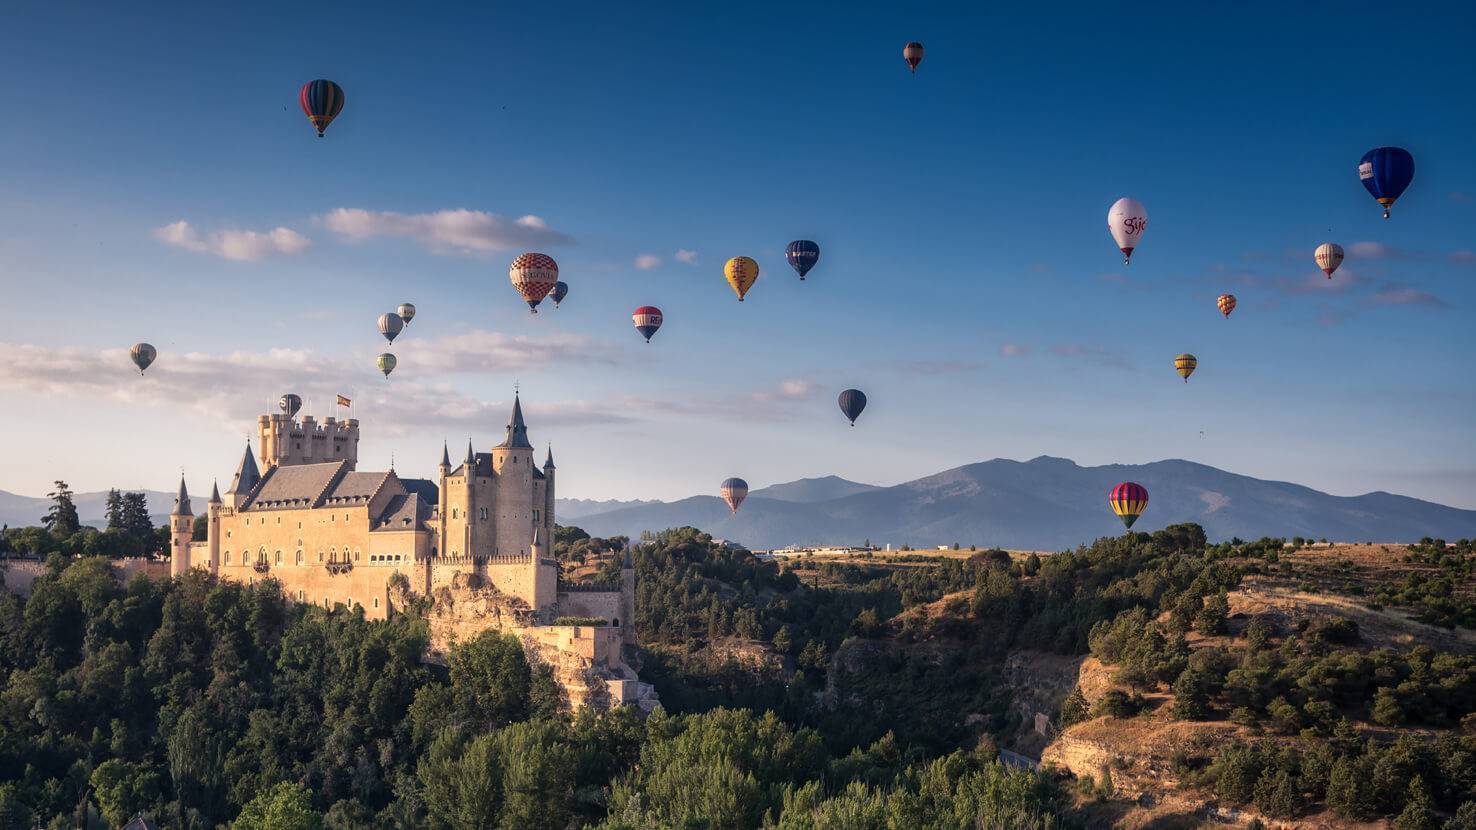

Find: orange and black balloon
[1109,482,1148,529]
[299,80,345,137]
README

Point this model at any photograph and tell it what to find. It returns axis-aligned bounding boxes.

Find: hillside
[0,488,173,529]
[749,475,881,503]
[572,456,1476,550]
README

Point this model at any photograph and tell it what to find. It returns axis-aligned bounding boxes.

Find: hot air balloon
[720,478,749,513]
[279,393,302,417]
[1108,482,1149,529]
[378,312,404,344]
[1175,353,1197,382]
[551,282,569,307]
[377,353,397,378]
[1314,243,1344,279]
[299,80,345,137]
[1359,147,1415,219]
[1217,294,1236,318]
[632,306,663,342]
[129,343,156,374]
[398,303,416,325]
[1108,198,1147,265]
[838,389,867,426]
[724,256,759,301]
[509,253,559,312]
[785,240,820,280]
[903,42,924,73]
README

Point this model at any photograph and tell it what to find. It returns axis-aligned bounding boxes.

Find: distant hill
[750,476,881,503]
[555,498,661,520]
[0,489,174,530]
[570,457,1476,551]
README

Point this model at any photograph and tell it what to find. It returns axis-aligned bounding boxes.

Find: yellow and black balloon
[1175,353,1197,382]
[724,256,759,301]
[1109,482,1149,529]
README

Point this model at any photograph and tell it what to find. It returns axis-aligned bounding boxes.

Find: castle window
[374,598,380,608]
[452,509,458,519]
[533,509,540,524]
[276,517,281,524]
[296,550,303,564]
[318,550,324,562]
[298,590,305,600]
[297,522,302,529]
[224,551,231,564]
[479,507,487,520]
[226,530,232,539]
[354,549,361,561]
[275,550,282,565]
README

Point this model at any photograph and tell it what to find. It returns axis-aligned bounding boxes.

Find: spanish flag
[336,394,351,408]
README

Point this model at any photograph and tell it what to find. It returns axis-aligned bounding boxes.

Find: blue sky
[1,1,1474,508]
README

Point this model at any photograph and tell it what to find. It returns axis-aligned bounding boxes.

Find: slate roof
[373,493,430,532]
[229,442,261,495]
[401,477,440,505]
[494,394,533,450]
[324,471,390,505]
[244,461,345,510]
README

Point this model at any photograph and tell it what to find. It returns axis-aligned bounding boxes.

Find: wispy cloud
[154,220,310,261]
[634,254,662,270]
[1450,191,1471,203]
[1450,250,1476,265]
[1366,285,1448,308]
[1000,343,1030,357]
[320,208,573,255]
[673,249,698,265]
[395,330,619,373]
[1050,344,1131,370]
[1349,241,1396,259]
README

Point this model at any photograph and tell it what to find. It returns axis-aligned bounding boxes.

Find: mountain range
[0,489,175,530]
[566,458,1476,551]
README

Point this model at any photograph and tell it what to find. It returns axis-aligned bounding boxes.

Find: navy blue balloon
[1358,147,1414,219]
[551,281,569,307]
[838,388,867,426]
[785,240,820,279]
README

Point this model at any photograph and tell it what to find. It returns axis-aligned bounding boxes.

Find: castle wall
[491,450,533,557]
[555,589,623,624]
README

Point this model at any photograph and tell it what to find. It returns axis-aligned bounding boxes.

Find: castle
[167,395,655,710]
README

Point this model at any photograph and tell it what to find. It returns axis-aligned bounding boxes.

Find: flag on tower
[336,394,351,408]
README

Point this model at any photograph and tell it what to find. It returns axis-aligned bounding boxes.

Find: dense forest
[2,512,1475,827]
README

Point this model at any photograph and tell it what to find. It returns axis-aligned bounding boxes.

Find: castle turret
[206,480,222,575]
[226,442,260,510]
[490,394,536,559]
[258,411,359,471]
[169,477,194,578]
[542,445,556,548]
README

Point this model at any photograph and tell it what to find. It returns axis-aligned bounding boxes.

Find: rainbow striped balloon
[1109,482,1149,529]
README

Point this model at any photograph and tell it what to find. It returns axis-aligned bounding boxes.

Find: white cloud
[1000,343,1030,357]
[1350,241,1396,259]
[1050,344,1131,370]
[1366,285,1447,308]
[634,254,662,270]
[673,249,698,265]
[320,208,573,255]
[396,330,619,373]
[1450,250,1476,265]
[154,220,310,261]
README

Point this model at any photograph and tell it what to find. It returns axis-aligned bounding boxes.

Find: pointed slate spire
[544,444,555,469]
[464,439,475,465]
[495,393,533,450]
[171,476,192,517]
[440,441,451,469]
[228,442,260,495]
[209,480,221,504]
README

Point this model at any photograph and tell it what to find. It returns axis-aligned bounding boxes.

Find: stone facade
[166,395,656,711]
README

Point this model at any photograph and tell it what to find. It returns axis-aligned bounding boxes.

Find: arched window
[373,597,380,609]
[224,551,231,564]
[258,546,267,563]
[354,548,361,562]
[274,550,282,565]
[328,547,336,562]
[318,549,324,562]
[296,549,303,564]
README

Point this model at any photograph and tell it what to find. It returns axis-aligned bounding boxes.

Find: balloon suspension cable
[1383,208,1391,219]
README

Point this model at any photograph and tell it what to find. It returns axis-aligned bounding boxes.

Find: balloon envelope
[509,253,559,312]
[551,281,569,307]
[720,478,749,513]
[724,256,759,301]
[1175,353,1197,382]
[632,306,663,342]
[299,80,345,137]
[1107,198,1147,264]
[1217,294,1236,317]
[1358,147,1414,218]
[1109,482,1149,529]
[1314,243,1344,278]
[279,393,302,417]
[378,312,404,344]
[785,240,820,279]
[376,353,397,377]
[838,389,867,425]
[130,343,156,373]
[398,303,416,325]
[903,42,924,72]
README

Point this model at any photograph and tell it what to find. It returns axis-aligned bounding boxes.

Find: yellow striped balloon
[1108,482,1149,529]
[1175,353,1197,382]
[1217,294,1236,318]
[724,256,759,301]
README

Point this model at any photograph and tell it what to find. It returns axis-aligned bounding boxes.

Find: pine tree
[1253,768,1300,818]
[1373,687,1405,726]
[121,492,154,542]
[104,489,124,530]
[1059,687,1090,729]
[44,480,80,538]
[1392,776,1438,830]
[1171,668,1210,720]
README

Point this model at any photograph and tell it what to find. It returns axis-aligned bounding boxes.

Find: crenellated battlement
[258,413,360,471]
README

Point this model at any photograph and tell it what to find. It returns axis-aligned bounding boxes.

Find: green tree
[1445,801,1476,830]
[1392,776,1438,830]
[493,719,576,830]
[419,730,503,830]
[104,489,124,530]
[1059,687,1090,729]
[1327,755,1378,820]
[448,631,533,729]
[1171,668,1210,720]
[121,491,154,542]
[1194,591,1229,635]
[232,782,323,830]
[44,480,80,538]
[1373,687,1405,726]
[90,759,162,828]
[1253,768,1300,818]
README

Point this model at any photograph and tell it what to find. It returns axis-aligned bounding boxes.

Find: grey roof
[324,471,390,505]
[228,442,261,495]
[452,452,496,478]
[495,394,533,450]
[245,461,345,510]
[209,480,221,504]
[544,445,555,469]
[171,477,192,516]
[464,440,475,464]
[373,493,429,532]
[401,477,440,505]
[440,441,451,468]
